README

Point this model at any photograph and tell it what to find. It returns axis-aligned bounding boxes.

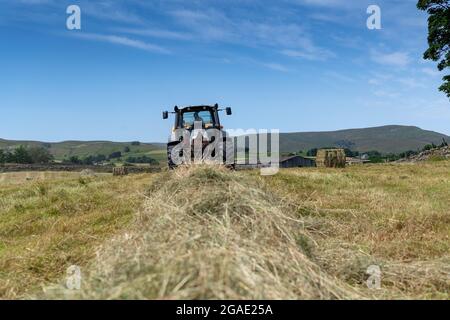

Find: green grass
[0,172,152,298]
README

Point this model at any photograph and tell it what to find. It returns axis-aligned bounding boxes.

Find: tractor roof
[174,105,218,112]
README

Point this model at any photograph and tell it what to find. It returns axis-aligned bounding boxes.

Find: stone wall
[0,164,161,174]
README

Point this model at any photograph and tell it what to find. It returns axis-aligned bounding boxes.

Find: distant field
[0,171,111,186]
[0,161,448,299]
[48,141,165,161]
[0,139,165,161]
[146,148,167,163]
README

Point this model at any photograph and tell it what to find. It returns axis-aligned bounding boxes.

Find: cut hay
[316,149,346,168]
[80,169,96,177]
[42,165,363,299]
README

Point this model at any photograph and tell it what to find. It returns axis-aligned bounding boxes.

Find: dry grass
[0,172,152,299]
[43,165,361,299]
[260,162,450,299]
[0,171,101,186]
[2,161,449,299]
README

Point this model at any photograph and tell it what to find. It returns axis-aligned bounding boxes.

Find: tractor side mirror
[162,111,168,119]
[226,107,232,115]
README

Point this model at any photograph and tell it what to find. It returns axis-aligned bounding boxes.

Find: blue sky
[0,0,449,142]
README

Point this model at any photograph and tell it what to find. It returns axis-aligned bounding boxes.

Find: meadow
[0,161,448,299]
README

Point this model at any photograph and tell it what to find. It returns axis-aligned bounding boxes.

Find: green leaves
[418,0,450,98]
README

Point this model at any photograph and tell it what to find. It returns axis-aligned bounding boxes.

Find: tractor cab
[163,104,232,131]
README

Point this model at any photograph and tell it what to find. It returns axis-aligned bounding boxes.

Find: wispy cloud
[292,0,346,7]
[372,89,399,98]
[331,34,363,49]
[82,2,144,25]
[368,72,393,86]
[168,8,334,61]
[73,33,171,54]
[261,63,290,72]
[170,9,233,42]
[421,67,441,77]
[114,27,192,41]
[371,50,411,68]
[325,71,355,82]
[17,0,53,4]
[281,48,335,61]
[290,0,369,9]
[397,77,426,89]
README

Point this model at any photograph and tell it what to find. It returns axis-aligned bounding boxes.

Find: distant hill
[0,139,165,160]
[1,125,449,159]
[279,125,450,154]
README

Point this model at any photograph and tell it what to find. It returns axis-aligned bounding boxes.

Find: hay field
[0,171,151,298]
[0,162,449,299]
[0,172,90,186]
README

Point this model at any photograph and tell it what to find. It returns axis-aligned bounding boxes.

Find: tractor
[162,104,235,169]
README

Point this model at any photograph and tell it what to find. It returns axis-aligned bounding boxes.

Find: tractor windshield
[181,110,215,129]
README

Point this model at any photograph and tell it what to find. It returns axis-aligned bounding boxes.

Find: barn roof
[280,155,314,163]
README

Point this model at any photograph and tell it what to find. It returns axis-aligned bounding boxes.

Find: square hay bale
[113,167,128,176]
[316,149,346,168]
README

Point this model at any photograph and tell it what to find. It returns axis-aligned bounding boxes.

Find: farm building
[280,155,316,168]
[346,157,370,165]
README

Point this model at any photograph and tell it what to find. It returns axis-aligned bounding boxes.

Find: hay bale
[113,167,128,176]
[316,149,346,168]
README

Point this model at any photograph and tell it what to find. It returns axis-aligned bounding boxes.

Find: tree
[422,143,437,151]
[123,146,131,153]
[41,143,52,149]
[343,148,360,158]
[28,146,53,164]
[13,146,33,164]
[399,150,417,158]
[306,148,318,157]
[82,155,95,165]
[82,154,107,165]
[0,149,6,164]
[125,155,158,165]
[95,154,107,162]
[0,146,53,164]
[365,150,383,163]
[68,156,82,164]
[418,0,450,98]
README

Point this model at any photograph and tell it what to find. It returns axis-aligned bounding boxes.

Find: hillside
[0,139,165,161]
[1,164,448,299]
[1,125,449,159]
[279,125,450,154]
